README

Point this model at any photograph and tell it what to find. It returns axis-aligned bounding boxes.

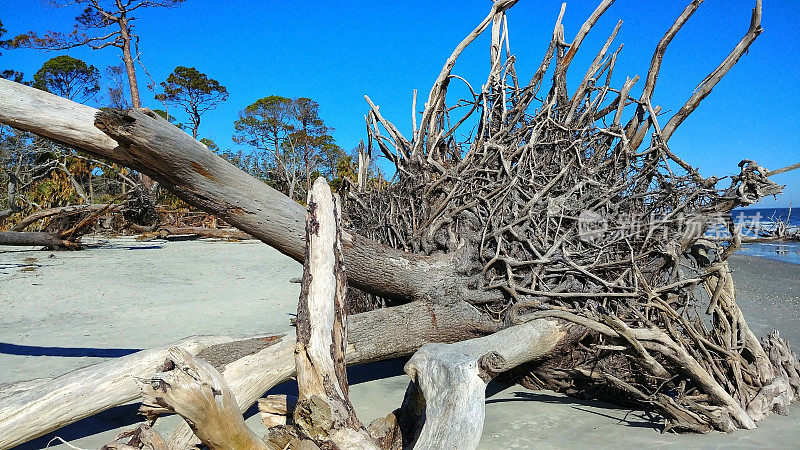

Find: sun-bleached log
[0,298,495,449]
[139,348,272,450]
[164,300,501,449]
[10,203,122,231]
[0,77,464,303]
[0,231,78,249]
[292,178,377,448]
[0,335,242,449]
[399,318,566,449]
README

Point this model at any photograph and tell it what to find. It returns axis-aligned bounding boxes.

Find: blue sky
[1,0,798,207]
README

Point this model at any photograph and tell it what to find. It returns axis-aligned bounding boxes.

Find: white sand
[1,238,798,449]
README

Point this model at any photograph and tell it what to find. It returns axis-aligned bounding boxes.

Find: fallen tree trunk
[0,77,462,303]
[1,0,799,443]
[147,179,567,450]
[0,231,78,249]
[398,318,566,449]
[10,203,122,232]
[166,299,499,449]
[0,300,496,449]
[137,226,253,241]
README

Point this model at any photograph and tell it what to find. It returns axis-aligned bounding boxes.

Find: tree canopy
[233,96,345,201]
[0,20,24,83]
[155,66,228,139]
[10,0,187,109]
[33,55,100,103]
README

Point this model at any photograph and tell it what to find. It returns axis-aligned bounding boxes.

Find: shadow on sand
[16,357,410,449]
[0,342,141,358]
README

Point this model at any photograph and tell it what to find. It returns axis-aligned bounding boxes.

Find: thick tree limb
[0,230,79,249]
[0,298,495,449]
[139,348,271,450]
[292,178,377,448]
[167,299,499,449]
[400,318,566,449]
[10,203,121,231]
[0,77,459,303]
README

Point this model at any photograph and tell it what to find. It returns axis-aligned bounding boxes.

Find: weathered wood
[10,203,121,231]
[139,347,271,450]
[101,424,168,450]
[166,300,499,449]
[0,231,78,249]
[747,331,800,421]
[0,335,241,449]
[138,227,253,241]
[293,178,377,448]
[258,395,297,428]
[400,318,566,449]
[0,298,494,449]
[0,77,465,303]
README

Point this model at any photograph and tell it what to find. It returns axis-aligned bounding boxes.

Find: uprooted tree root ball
[2,1,800,447]
[344,0,800,432]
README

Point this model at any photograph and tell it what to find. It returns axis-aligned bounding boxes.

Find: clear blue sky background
[1,1,798,207]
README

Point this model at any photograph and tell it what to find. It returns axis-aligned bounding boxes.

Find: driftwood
[136,226,253,241]
[0,300,494,449]
[1,202,120,249]
[0,335,240,449]
[139,347,270,450]
[347,0,800,433]
[0,0,799,446]
[0,230,78,249]
[399,318,566,448]
[258,395,297,429]
[101,424,168,450]
[9,203,122,231]
[0,76,454,303]
[130,179,568,450]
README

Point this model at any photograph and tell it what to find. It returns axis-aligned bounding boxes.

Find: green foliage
[199,138,218,152]
[33,55,100,103]
[0,69,24,83]
[0,19,8,55]
[0,20,25,83]
[152,109,177,123]
[233,95,293,150]
[155,66,228,138]
[233,95,348,201]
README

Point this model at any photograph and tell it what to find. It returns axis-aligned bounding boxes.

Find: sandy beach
[1,238,799,449]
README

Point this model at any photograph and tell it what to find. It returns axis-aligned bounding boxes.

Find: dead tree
[115,178,564,449]
[0,0,799,447]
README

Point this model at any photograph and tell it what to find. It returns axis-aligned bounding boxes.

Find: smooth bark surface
[0,78,465,302]
[403,319,565,449]
[0,335,239,449]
